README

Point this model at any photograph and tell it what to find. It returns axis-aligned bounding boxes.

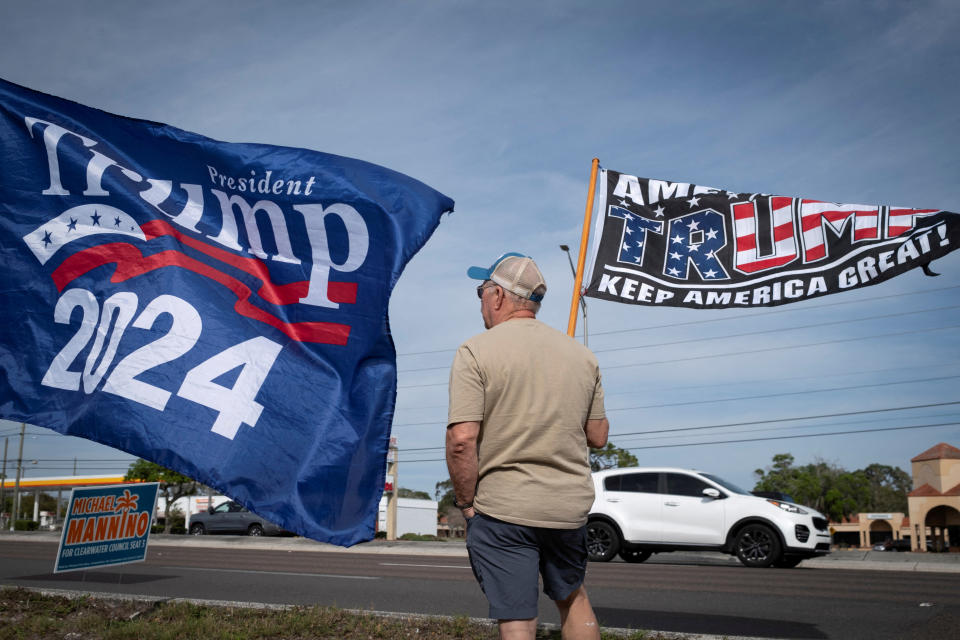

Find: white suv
[587,467,831,568]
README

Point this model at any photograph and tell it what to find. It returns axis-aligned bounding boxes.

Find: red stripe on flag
[142,220,357,304]
[732,202,755,220]
[772,222,794,243]
[805,245,826,262]
[51,243,351,345]
[736,254,796,274]
[888,209,939,238]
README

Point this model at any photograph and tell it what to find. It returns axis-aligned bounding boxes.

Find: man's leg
[498,618,538,640]
[554,585,600,640]
[466,514,541,633]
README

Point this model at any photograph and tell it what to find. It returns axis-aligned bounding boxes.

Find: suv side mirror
[207,506,215,514]
[703,488,721,499]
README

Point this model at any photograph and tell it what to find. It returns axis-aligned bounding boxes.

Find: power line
[615,411,960,444]
[18,458,134,463]
[610,400,960,438]
[602,323,960,371]
[603,375,960,413]
[395,284,960,358]
[394,361,960,412]
[591,304,960,356]
[398,420,960,463]
[618,421,960,452]
[396,303,960,374]
[391,374,960,429]
[394,401,960,453]
[396,323,960,388]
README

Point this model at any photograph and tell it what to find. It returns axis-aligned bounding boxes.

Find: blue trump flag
[0,78,454,546]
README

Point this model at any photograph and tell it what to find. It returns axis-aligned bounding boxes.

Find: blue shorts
[465,511,588,620]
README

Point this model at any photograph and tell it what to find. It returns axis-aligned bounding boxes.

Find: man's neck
[492,309,536,327]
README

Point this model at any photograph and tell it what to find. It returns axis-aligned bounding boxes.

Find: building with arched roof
[907,442,960,552]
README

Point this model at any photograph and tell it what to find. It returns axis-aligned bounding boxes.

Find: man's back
[448,317,605,528]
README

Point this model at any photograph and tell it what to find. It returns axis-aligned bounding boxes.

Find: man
[446,252,609,640]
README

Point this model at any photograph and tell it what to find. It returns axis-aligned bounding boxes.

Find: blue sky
[2,0,959,499]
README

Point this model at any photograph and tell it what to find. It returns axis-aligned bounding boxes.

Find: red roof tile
[908,483,942,497]
[912,443,960,462]
[943,483,960,497]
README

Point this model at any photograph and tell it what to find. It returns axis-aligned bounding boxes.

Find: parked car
[188,501,285,536]
[873,539,911,552]
[587,467,832,568]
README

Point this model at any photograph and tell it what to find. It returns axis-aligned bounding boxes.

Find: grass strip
[0,587,674,639]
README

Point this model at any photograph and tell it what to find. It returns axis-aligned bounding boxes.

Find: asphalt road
[2,537,959,639]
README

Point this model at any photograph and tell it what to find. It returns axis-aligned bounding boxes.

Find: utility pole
[1,437,7,529]
[11,423,25,530]
[385,437,399,541]
[559,245,588,346]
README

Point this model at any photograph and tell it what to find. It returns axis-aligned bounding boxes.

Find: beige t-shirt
[447,318,606,528]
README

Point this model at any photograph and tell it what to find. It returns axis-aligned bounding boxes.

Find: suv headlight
[767,499,807,514]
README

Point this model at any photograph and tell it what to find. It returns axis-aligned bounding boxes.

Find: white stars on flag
[23,204,145,265]
[607,205,662,268]
[663,209,729,281]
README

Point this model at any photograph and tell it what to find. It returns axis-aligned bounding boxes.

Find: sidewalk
[4,530,960,572]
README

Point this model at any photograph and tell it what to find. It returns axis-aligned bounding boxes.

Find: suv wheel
[586,521,620,562]
[735,524,781,568]
[247,524,264,536]
[189,523,205,536]
[618,549,652,564]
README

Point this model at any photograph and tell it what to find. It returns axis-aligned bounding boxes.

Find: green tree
[824,470,871,521]
[590,442,638,472]
[753,453,796,494]
[753,453,910,521]
[398,487,432,500]
[7,492,59,522]
[435,478,455,513]
[124,459,198,534]
[861,463,911,512]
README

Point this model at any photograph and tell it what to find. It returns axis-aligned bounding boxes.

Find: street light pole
[11,423,24,530]
[1,437,7,529]
[559,245,588,347]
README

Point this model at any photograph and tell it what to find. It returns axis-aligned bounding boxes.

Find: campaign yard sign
[584,168,960,309]
[55,483,159,573]
[0,78,454,546]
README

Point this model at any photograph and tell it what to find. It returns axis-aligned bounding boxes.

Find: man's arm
[585,417,609,449]
[446,421,480,516]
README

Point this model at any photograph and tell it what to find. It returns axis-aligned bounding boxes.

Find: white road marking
[175,566,379,580]
[379,562,471,569]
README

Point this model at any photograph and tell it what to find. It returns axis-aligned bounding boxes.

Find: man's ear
[493,286,505,310]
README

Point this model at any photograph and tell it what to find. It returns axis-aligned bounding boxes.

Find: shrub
[399,533,441,542]
[14,520,39,531]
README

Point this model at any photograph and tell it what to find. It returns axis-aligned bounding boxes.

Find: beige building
[907,442,960,552]
[830,512,909,549]
[828,442,960,551]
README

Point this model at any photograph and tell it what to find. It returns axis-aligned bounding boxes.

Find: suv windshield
[700,473,750,495]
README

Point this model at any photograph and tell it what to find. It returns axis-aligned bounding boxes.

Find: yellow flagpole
[567,158,600,338]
